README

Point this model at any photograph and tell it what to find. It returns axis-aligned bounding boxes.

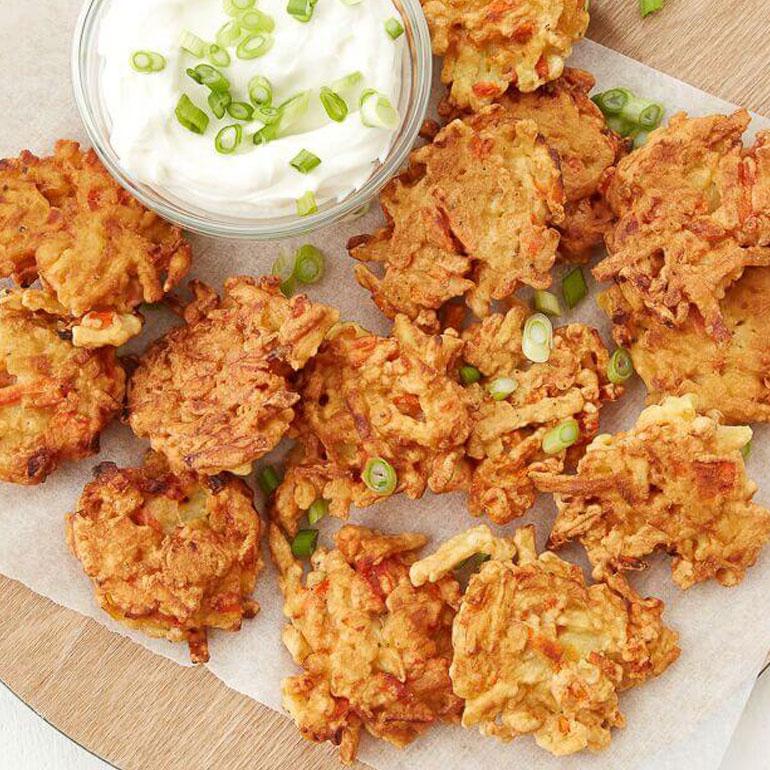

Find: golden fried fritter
[422,0,589,111]
[270,523,462,764]
[350,106,565,330]
[0,289,125,485]
[0,140,191,325]
[128,276,339,476]
[494,69,626,261]
[410,526,680,756]
[600,268,770,425]
[595,112,770,341]
[534,395,770,588]
[66,452,262,664]
[462,306,622,523]
[272,316,473,536]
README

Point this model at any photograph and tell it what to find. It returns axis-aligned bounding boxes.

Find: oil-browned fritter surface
[66,452,263,664]
[422,0,589,111]
[493,69,626,261]
[0,140,191,322]
[600,268,770,425]
[271,316,474,536]
[462,306,622,523]
[595,111,770,341]
[0,289,125,485]
[350,106,565,331]
[534,395,770,588]
[270,523,463,765]
[128,276,339,476]
[410,526,680,756]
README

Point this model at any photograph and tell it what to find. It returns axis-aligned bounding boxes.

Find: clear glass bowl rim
[70,0,432,240]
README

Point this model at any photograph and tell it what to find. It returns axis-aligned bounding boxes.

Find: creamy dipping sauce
[98,0,404,217]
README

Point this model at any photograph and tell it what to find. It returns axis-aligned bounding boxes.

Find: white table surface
[1,666,768,770]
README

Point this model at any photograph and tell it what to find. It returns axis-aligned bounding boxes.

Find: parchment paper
[1,1,769,768]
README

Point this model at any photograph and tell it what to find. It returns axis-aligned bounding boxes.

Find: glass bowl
[71,0,432,240]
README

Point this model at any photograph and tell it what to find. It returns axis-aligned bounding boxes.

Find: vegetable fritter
[66,452,263,663]
[422,0,590,111]
[595,111,770,341]
[600,267,770,425]
[128,276,339,476]
[0,141,191,332]
[462,306,622,523]
[350,106,565,330]
[0,289,125,485]
[271,316,473,536]
[270,523,462,764]
[534,395,770,588]
[410,526,680,755]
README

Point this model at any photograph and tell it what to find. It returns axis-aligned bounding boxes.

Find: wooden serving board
[1,1,769,768]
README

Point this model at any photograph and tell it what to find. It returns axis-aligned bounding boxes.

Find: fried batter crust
[128,276,339,476]
[272,316,473,535]
[462,306,622,523]
[66,452,262,664]
[270,523,463,764]
[422,0,589,111]
[0,289,125,485]
[595,112,770,340]
[493,69,626,261]
[600,268,770,425]
[350,106,565,330]
[0,140,191,319]
[534,395,770,588]
[410,526,679,755]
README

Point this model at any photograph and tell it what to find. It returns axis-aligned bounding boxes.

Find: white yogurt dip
[97,0,404,217]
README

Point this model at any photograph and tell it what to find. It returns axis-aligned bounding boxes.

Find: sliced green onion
[225,0,255,14]
[459,365,481,386]
[533,290,562,317]
[180,31,208,58]
[175,94,209,135]
[258,465,281,495]
[272,253,297,296]
[633,131,650,150]
[239,9,275,32]
[208,90,232,119]
[287,0,314,22]
[237,33,274,60]
[639,0,664,16]
[307,498,328,525]
[488,376,518,401]
[187,64,230,92]
[216,20,242,47]
[319,87,349,122]
[542,419,580,455]
[215,124,243,154]
[455,553,490,572]
[248,76,273,106]
[384,17,404,39]
[294,245,325,283]
[131,51,166,74]
[227,101,255,121]
[592,88,632,116]
[275,91,311,136]
[296,191,318,217]
[606,115,636,137]
[290,149,321,174]
[522,313,553,364]
[741,439,752,460]
[562,267,588,309]
[291,529,319,558]
[207,43,232,68]
[360,89,400,129]
[620,97,664,130]
[608,348,634,384]
[254,104,281,124]
[254,124,278,145]
[362,457,397,495]
[331,71,363,101]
